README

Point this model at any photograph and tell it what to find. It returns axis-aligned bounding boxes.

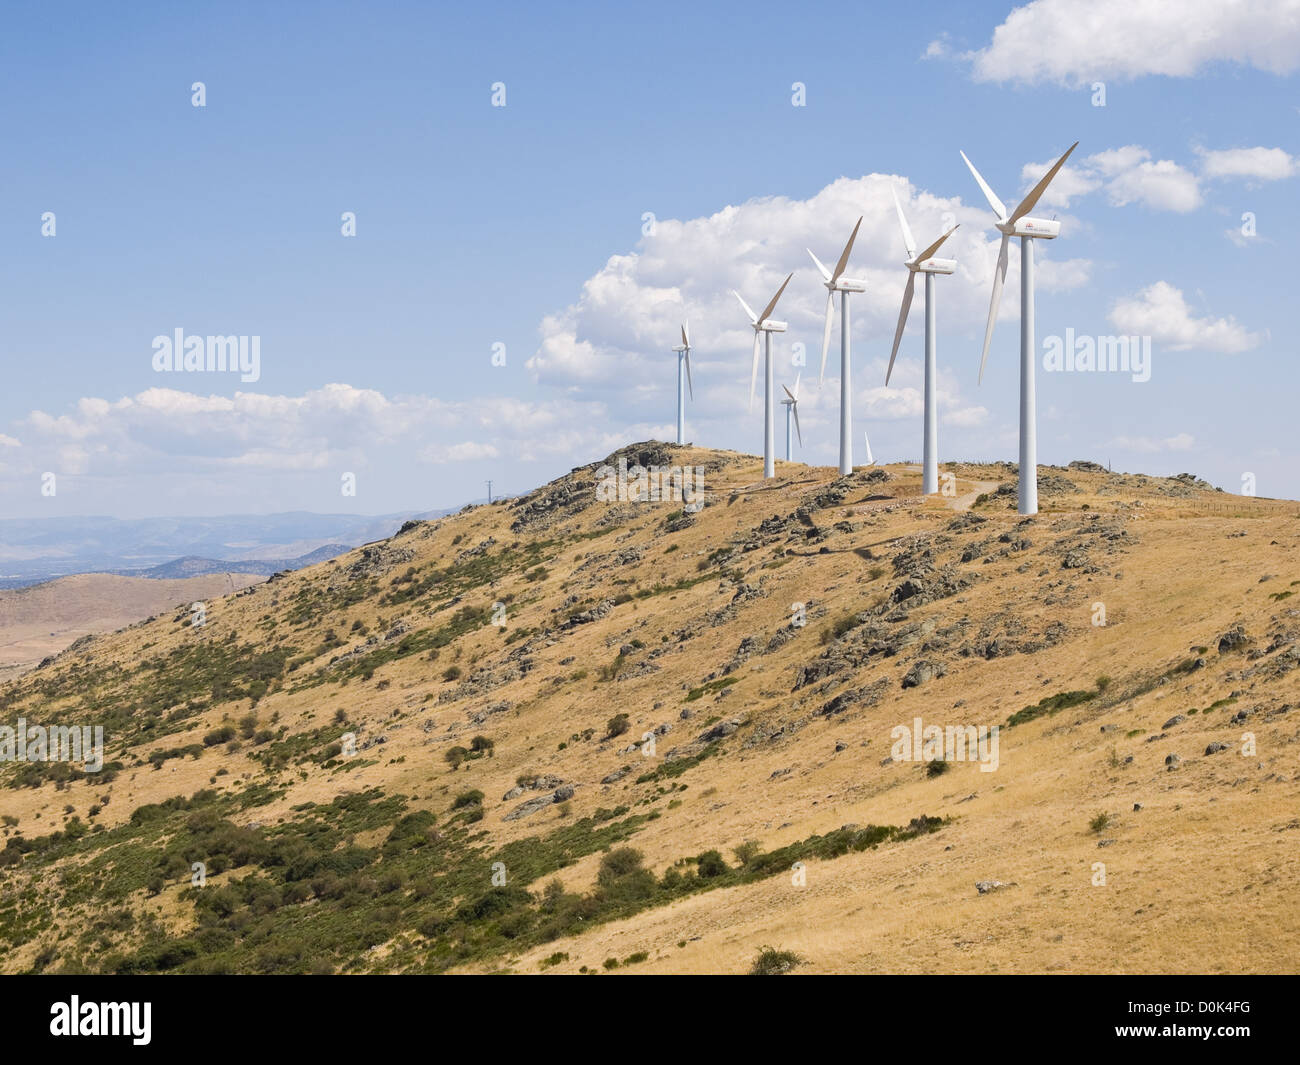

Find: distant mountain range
[0,508,466,589]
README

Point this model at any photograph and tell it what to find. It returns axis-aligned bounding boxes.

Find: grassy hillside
[0,571,264,676]
[1,442,1296,975]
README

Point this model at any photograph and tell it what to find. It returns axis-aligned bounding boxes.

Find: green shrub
[203,725,236,747]
[750,946,800,975]
[696,849,729,878]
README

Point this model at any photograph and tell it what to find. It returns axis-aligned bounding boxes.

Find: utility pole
[486,480,493,504]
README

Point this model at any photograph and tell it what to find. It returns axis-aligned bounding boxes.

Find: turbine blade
[978,233,1010,384]
[960,149,1008,221]
[916,224,959,264]
[891,185,916,260]
[830,217,862,282]
[806,248,832,283]
[818,289,834,385]
[792,403,803,447]
[758,272,793,323]
[793,370,800,400]
[782,384,796,402]
[684,350,694,401]
[733,290,757,324]
[1010,141,1079,223]
[749,330,761,412]
[885,272,916,386]
[681,322,690,350]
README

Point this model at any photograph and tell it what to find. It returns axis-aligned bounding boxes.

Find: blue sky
[0,0,1295,518]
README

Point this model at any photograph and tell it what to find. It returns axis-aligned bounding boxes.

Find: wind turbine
[780,373,802,461]
[885,185,959,497]
[670,323,694,445]
[734,273,793,479]
[960,140,1078,516]
[808,218,865,476]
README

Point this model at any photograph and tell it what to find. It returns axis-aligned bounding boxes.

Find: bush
[203,725,236,747]
[470,735,494,755]
[696,849,729,878]
[442,666,462,682]
[452,789,484,809]
[605,713,631,740]
[733,840,761,866]
[1089,811,1111,834]
[926,759,949,778]
[444,746,469,770]
[597,847,646,888]
[750,946,801,975]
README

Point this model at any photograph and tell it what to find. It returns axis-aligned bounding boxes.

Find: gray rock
[975,880,1006,895]
[503,794,555,821]
[1162,714,1187,729]
[553,784,575,802]
[1205,742,1230,755]
[902,660,947,689]
[1165,753,1181,770]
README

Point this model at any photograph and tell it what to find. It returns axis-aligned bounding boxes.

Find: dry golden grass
[3,445,1297,974]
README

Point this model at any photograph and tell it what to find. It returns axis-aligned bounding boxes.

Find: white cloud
[1023,146,1202,213]
[421,441,501,464]
[1112,432,1196,453]
[527,173,1091,409]
[1108,282,1262,354]
[1196,146,1299,181]
[1106,159,1203,212]
[13,384,613,477]
[959,0,1300,86]
[0,434,19,447]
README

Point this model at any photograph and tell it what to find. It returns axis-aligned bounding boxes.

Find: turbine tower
[734,274,793,479]
[808,218,865,476]
[960,141,1078,516]
[779,373,802,462]
[885,185,959,497]
[670,323,695,445]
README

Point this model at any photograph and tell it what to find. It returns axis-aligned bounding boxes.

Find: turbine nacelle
[911,257,957,275]
[824,277,866,293]
[752,320,787,333]
[997,217,1061,240]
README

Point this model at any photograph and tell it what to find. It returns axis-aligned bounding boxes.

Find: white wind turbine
[670,323,694,445]
[885,185,959,497]
[808,218,866,476]
[780,373,802,461]
[960,140,1078,516]
[734,273,793,479]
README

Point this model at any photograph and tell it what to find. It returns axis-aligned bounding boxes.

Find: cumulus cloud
[526,172,1088,434]
[12,384,614,478]
[1108,282,1262,353]
[957,0,1300,86]
[1196,146,1299,181]
[1023,146,1202,213]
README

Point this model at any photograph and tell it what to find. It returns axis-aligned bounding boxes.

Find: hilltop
[1,442,1297,975]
